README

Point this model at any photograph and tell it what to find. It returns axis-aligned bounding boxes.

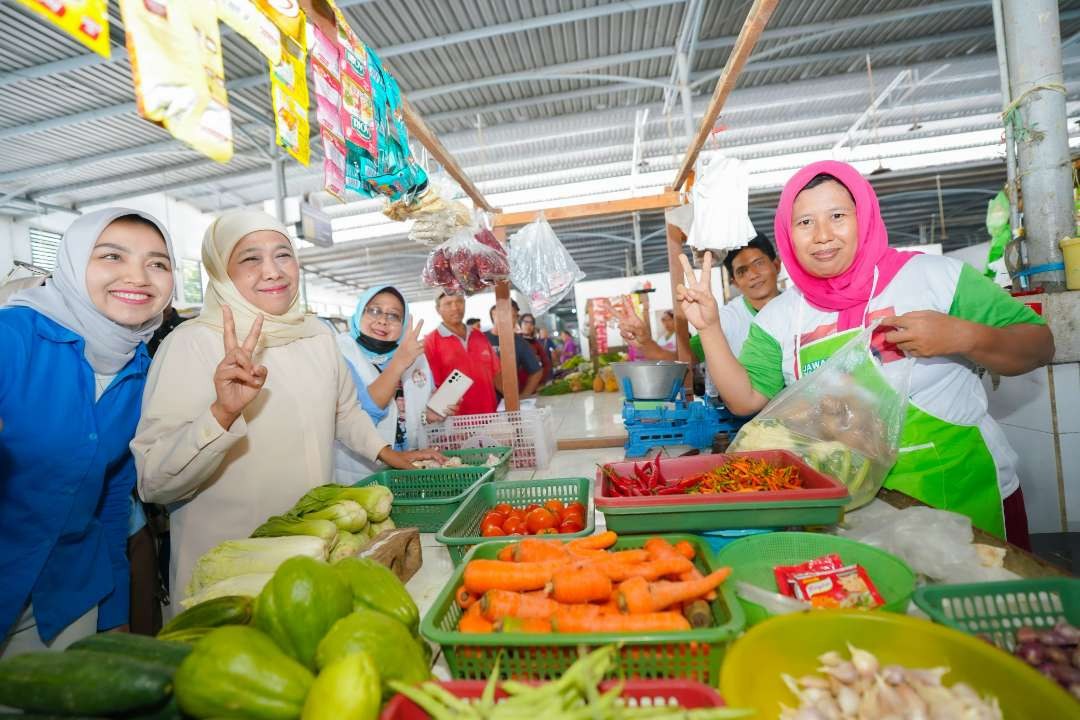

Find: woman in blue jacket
[0,208,175,655]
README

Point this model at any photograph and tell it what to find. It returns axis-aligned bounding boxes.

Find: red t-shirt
[424,324,499,416]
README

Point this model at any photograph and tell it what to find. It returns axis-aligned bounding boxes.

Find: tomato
[525,507,557,534]
[562,508,585,525]
[481,524,506,537]
[493,503,513,515]
[507,508,526,521]
[543,500,565,517]
[502,516,524,534]
[559,518,585,534]
[523,503,541,513]
[565,501,585,516]
[537,528,559,535]
[482,511,505,528]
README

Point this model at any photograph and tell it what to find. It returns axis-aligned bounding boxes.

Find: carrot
[463,559,564,594]
[567,530,617,552]
[552,610,691,633]
[644,538,714,599]
[497,616,552,634]
[673,540,695,559]
[458,603,494,634]
[480,589,560,622]
[615,568,732,614]
[455,585,479,609]
[513,538,568,563]
[678,566,717,601]
[550,566,613,604]
[609,549,650,564]
[497,544,516,562]
[682,599,713,629]
[590,555,693,582]
[643,537,680,561]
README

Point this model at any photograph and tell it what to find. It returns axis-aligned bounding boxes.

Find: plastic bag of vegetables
[729,323,913,509]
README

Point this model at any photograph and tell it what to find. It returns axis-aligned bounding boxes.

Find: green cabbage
[252,515,340,543]
[291,484,394,523]
[181,573,273,609]
[328,531,369,563]
[302,500,368,532]
[186,536,329,598]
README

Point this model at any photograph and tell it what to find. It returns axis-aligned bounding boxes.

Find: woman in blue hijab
[334,285,453,482]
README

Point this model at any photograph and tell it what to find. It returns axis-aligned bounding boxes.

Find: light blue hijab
[348,285,410,366]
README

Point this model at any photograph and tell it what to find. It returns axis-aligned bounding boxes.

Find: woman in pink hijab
[680,161,1053,545]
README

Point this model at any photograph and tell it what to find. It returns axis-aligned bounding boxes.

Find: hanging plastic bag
[508,215,585,314]
[687,156,756,253]
[984,190,1011,279]
[421,217,510,295]
[729,324,913,509]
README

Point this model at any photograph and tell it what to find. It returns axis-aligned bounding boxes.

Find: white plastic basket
[421,407,556,470]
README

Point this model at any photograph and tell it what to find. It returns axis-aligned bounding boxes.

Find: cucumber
[0,650,173,716]
[68,632,191,668]
[156,626,214,644]
[159,595,253,636]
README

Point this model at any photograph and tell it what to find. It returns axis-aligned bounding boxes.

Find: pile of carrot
[454,531,731,635]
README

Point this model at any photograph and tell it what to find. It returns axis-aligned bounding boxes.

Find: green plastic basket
[436,477,595,566]
[420,534,745,684]
[443,447,513,482]
[914,578,1080,651]
[714,531,915,626]
[352,466,492,532]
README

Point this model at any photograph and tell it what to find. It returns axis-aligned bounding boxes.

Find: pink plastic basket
[420,407,555,470]
[380,679,728,719]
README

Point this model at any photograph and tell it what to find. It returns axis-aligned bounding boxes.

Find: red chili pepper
[653,453,666,485]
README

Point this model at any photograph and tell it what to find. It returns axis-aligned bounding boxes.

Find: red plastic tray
[380,679,727,718]
[594,449,848,509]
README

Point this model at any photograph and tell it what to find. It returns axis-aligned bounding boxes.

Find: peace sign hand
[675,251,720,332]
[393,317,425,368]
[612,297,647,346]
[210,305,268,430]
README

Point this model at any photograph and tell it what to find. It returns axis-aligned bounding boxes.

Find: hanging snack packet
[335,16,379,196]
[255,0,304,44]
[217,0,281,62]
[309,23,345,199]
[185,0,234,163]
[16,0,110,57]
[312,62,343,137]
[268,34,309,165]
[360,48,427,201]
[321,134,347,201]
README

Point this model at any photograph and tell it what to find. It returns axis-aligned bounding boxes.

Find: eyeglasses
[364,305,403,325]
[733,256,772,278]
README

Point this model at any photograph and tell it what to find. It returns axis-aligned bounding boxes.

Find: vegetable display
[1011,620,1080,700]
[479,500,587,537]
[453,532,730,634]
[386,646,753,719]
[602,454,805,498]
[779,644,1002,719]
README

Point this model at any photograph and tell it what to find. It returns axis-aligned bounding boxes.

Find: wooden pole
[666,222,694,398]
[492,230,519,411]
[493,191,683,227]
[672,0,780,190]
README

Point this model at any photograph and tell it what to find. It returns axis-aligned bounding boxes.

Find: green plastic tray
[436,477,595,566]
[714,531,915,626]
[443,447,513,482]
[598,497,847,534]
[352,466,492,532]
[914,578,1080,651]
[420,533,745,684]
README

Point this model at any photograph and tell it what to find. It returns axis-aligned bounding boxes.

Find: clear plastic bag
[421,219,510,294]
[508,214,585,314]
[729,324,913,509]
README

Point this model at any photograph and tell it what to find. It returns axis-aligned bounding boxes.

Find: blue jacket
[0,307,149,642]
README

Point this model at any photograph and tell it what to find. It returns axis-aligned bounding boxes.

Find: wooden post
[666,222,694,398]
[492,229,519,411]
[585,299,600,375]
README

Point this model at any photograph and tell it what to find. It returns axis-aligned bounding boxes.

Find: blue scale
[620,377,746,458]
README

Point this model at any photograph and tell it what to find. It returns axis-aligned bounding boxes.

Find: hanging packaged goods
[310,23,347,199]
[119,0,234,163]
[269,35,310,165]
[336,25,380,197]
[256,0,304,44]
[17,0,110,57]
[216,0,282,62]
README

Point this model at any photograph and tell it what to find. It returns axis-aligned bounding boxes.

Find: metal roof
[1,0,1079,303]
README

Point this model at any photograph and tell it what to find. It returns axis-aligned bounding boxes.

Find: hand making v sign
[675,251,720,332]
[210,305,268,430]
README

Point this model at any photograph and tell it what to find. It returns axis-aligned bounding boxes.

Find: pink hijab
[773,160,916,331]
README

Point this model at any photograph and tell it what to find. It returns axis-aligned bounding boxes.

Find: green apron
[796,330,1006,539]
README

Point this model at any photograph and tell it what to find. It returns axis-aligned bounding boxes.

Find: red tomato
[482,511,506,527]
[523,503,541,513]
[559,518,585,534]
[493,503,512,515]
[502,516,524,534]
[565,501,586,516]
[525,508,557,534]
[537,528,559,535]
[507,509,526,521]
[543,500,565,517]
[481,525,506,537]
[562,508,585,525]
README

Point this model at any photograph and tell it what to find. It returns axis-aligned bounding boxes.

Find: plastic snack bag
[309,24,346,200]
[335,14,379,195]
[269,34,309,165]
[508,214,585,314]
[255,0,303,44]
[729,324,913,509]
[16,0,110,57]
[217,0,281,62]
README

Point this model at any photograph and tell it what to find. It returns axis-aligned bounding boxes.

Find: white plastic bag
[686,156,756,253]
[508,214,584,314]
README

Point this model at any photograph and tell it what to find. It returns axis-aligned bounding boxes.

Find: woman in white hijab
[1,209,175,655]
[131,210,439,608]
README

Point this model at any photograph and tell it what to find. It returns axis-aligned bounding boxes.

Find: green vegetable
[186,536,329,597]
[68,632,191,668]
[173,626,313,720]
[314,610,429,690]
[300,651,380,720]
[253,556,354,669]
[328,531,369,563]
[301,500,368,532]
[290,485,394,523]
[156,627,214,644]
[0,650,173,716]
[335,556,420,635]
[160,595,253,636]
[251,515,340,544]
[367,516,396,537]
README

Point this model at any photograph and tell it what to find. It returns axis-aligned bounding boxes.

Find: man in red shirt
[424,292,501,415]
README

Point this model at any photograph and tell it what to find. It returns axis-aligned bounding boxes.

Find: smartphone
[427,369,473,417]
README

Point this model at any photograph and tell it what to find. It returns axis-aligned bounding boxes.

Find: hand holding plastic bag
[730,324,913,509]
[508,214,584,314]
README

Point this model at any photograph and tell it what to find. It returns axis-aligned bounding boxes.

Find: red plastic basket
[595,450,848,508]
[380,679,727,719]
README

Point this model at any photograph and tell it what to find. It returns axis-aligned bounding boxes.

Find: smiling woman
[1,208,175,655]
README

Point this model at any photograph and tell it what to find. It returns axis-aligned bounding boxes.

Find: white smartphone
[427,369,473,417]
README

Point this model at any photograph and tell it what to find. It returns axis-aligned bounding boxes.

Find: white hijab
[6,208,175,374]
[191,210,326,346]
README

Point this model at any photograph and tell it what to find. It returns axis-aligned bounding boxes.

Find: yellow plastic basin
[721,610,1079,719]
